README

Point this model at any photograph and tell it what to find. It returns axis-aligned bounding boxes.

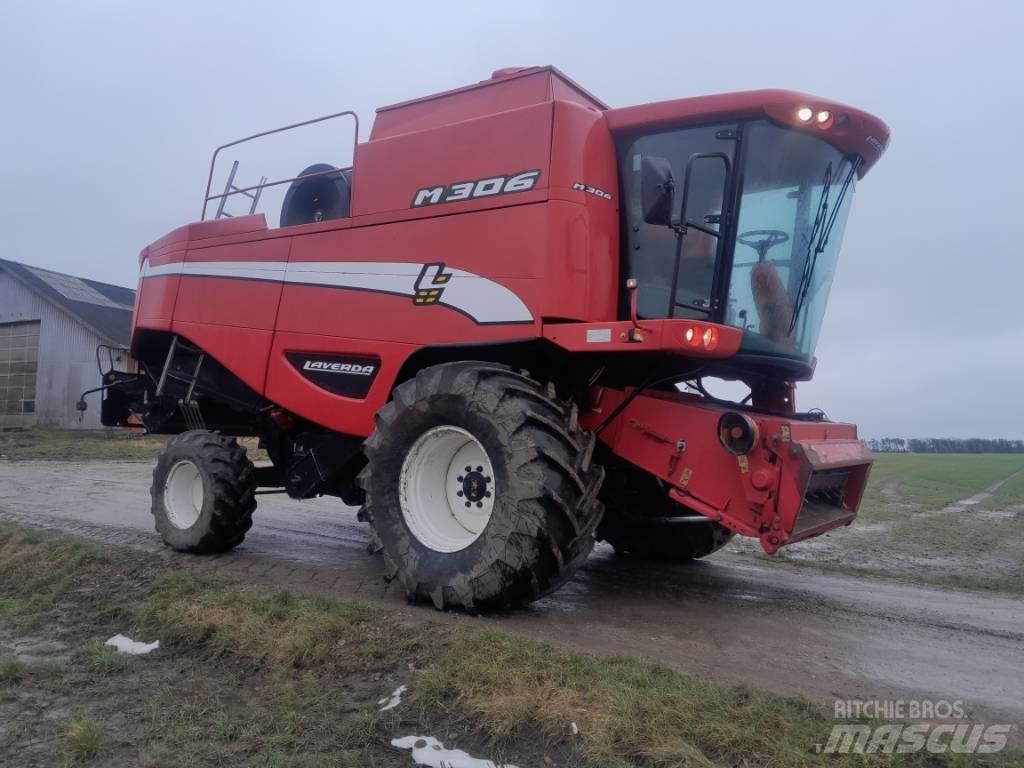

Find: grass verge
[0,426,267,462]
[0,522,1017,767]
[0,525,111,623]
[0,427,168,461]
[63,718,103,764]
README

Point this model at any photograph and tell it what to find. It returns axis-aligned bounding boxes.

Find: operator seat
[280,163,351,227]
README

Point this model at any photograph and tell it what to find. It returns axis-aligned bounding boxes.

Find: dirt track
[2,459,1023,731]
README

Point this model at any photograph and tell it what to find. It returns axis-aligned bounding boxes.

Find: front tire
[151,431,256,554]
[360,362,604,612]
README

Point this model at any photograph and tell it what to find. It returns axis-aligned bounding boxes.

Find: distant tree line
[869,438,1024,454]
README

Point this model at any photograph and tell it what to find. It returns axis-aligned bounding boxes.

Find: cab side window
[621,126,736,320]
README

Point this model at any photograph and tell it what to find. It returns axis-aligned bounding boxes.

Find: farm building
[0,259,135,429]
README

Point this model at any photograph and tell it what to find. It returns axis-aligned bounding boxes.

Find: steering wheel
[738,229,790,262]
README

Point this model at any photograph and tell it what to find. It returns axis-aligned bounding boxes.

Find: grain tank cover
[369,66,608,141]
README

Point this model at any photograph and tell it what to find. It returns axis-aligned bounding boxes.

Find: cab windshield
[727,121,857,359]
[619,119,858,363]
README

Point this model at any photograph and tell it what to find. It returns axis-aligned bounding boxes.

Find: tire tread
[360,362,604,611]
[151,430,257,554]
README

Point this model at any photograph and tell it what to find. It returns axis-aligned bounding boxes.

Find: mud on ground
[0,534,554,768]
[2,458,1024,745]
[733,461,1024,593]
[10,525,999,768]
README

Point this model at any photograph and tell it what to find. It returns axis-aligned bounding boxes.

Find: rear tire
[151,431,256,554]
[359,362,604,612]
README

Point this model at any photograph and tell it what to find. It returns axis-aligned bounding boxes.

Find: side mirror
[640,156,675,225]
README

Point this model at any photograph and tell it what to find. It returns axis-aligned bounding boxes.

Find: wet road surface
[1,459,1022,730]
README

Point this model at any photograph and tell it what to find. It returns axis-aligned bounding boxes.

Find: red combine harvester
[87,67,889,611]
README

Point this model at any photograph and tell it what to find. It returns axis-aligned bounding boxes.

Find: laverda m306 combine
[90,67,889,611]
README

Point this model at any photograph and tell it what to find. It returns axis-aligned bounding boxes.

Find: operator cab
[617,105,877,379]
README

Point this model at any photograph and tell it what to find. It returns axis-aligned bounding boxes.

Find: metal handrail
[201,109,360,220]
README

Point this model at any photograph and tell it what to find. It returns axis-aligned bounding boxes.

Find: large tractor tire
[359,362,604,612]
[596,454,733,561]
[151,430,256,554]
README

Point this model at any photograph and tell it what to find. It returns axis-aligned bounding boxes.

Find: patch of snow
[105,634,159,655]
[378,684,408,711]
[391,735,519,768]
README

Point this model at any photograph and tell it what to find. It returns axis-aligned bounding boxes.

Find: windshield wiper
[787,161,833,336]
[787,155,862,337]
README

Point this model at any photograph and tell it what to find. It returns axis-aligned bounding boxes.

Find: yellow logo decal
[413,262,453,305]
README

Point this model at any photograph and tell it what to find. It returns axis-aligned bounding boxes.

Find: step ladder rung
[215,160,266,220]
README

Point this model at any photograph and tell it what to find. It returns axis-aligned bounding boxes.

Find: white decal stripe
[288,261,424,276]
[437,273,533,326]
[143,260,287,282]
[285,264,415,296]
[141,260,533,325]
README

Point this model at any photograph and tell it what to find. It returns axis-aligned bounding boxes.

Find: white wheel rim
[399,426,496,553]
[163,459,204,530]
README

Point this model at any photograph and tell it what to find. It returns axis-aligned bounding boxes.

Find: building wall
[0,270,123,429]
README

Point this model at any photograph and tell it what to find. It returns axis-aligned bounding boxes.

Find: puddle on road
[733,592,765,602]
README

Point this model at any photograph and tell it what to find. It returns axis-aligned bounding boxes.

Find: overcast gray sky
[1,1,1020,439]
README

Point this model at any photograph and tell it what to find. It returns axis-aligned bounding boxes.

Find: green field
[771,453,1024,594]
[980,468,1024,510]
[858,453,1024,520]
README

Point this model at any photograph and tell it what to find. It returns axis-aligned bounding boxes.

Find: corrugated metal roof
[0,259,134,345]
